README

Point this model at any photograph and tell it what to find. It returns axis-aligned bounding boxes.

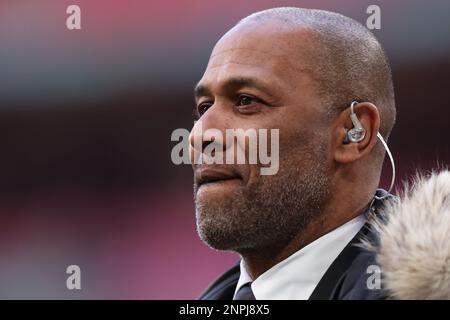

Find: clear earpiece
[346,101,366,143]
[347,101,396,197]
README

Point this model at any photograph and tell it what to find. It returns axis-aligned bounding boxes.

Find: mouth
[195,167,242,188]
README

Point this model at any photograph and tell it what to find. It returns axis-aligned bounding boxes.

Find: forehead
[200,22,314,89]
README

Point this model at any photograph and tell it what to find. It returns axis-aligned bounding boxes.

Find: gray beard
[194,148,331,253]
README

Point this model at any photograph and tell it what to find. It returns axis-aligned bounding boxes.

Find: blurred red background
[0,0,448,298]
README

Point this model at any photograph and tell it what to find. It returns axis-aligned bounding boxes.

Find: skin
[190,20,381,279]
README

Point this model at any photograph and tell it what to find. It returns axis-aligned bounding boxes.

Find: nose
[189,106,229,165]
[189,122,214,153]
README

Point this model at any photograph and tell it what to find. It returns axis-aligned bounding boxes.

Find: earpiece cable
[375,132,396,199]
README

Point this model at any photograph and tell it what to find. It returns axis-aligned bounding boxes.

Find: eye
[237,94,257,106]
[197,102,213,116]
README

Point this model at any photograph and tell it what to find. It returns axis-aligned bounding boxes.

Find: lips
[195,167,241,187]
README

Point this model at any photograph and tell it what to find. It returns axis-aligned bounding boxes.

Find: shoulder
[198,262,240,300]
[330,245,387,300]
[331,191,394,300]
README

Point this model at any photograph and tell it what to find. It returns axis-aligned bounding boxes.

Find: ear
[333,102,381,164]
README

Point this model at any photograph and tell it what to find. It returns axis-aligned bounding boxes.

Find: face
[191,21,333,252]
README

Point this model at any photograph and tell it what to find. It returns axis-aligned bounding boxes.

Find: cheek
[276,124,329,170]
[276,106,328,149]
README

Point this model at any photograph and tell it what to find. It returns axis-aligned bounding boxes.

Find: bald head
[236,7,396,140]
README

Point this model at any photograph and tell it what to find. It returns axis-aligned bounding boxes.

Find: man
[190,7,396,300]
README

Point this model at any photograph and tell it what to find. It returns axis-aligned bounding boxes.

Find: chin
[195,203,250,252]
[196,222,242,251]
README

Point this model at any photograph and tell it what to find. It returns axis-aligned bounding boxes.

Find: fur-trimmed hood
[364,169,450,299]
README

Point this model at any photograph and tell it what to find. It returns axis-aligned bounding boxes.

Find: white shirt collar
[234,214,366,300]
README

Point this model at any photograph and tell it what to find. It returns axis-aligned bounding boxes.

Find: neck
[238,194,371,280]
[238,216,328,279]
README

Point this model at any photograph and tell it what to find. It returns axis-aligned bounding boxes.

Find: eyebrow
[194,76,276,100]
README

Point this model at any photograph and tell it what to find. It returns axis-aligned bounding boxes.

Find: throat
[239,235,308,280]
[238,217,331,279]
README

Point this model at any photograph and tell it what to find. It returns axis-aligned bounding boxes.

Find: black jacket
[199,190,393,300]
